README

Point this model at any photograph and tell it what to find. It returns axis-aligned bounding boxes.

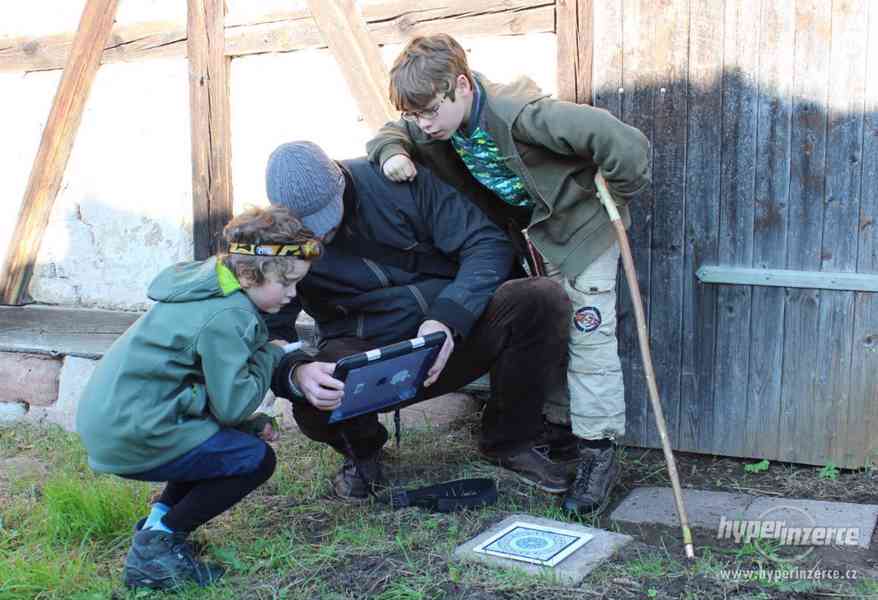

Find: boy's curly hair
[220,206,322,287]
[389,34,473,111]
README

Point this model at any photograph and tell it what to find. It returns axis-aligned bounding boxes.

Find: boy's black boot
[561,441,620,516]
[123,529,225,590]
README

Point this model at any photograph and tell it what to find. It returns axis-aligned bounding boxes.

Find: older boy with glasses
[367,34,651,516]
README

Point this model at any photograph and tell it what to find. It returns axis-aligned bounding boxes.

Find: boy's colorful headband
[228,240,321,259]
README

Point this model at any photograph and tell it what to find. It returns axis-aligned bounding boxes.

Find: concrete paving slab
[611,487,878,551]
[743,496,877,549]
[453,514,632,586]
[610,486,752,529]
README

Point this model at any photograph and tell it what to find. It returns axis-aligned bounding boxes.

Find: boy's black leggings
[157,445,276,533]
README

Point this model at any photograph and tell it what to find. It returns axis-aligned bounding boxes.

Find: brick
[0,352,61,406]
[27,356,97,432]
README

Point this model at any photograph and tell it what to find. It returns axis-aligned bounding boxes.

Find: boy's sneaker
[332,454,386,499]
[562,443,620,516]
[483,444,570,494]
[123,529,225,590]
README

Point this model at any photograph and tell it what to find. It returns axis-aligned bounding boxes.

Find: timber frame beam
[307,0,396,131]
[187,0,233,260]
[0,0,120,305]
[556,0,593,104]
[0,1,555,74]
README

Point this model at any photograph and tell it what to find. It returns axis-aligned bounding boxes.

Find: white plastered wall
[2,1,556,311]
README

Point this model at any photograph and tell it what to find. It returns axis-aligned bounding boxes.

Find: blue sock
[144,502,170,530]
[149,517,174,534]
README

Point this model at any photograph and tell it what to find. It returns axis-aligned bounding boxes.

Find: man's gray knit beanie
[265,141,344,238]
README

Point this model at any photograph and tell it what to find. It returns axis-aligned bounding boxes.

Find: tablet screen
[328,334,444,423]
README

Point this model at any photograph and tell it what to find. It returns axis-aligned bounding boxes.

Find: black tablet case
[328,332,446,423]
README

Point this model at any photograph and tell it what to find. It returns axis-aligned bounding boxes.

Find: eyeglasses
[400,94,449,123]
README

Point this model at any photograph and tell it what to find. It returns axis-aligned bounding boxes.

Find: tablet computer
[327,332,446,424]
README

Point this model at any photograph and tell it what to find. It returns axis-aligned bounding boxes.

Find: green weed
[817,462,840,481]
[744,459,770,473]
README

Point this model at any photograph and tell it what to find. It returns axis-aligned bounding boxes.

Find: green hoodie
[76,257,285,475]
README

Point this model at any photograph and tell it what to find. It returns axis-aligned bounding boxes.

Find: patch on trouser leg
[573,306,602,333]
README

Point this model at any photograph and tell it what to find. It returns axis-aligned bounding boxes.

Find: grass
[0,425,158,599]
[1,421,875,599]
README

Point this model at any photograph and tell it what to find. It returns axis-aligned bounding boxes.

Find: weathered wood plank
[556,0,578,103]
[819,0,866,466]
[847,0,878,470]
[188,0,233,260]
[780,0,831,464]
[747,0,795,462]
[679,0,723,453]
[591,0,623,118]
[306,0,395,132]
[0,0,120,305]
[0,306,141,358]
[617,0,656,447]
[0,0,554,73]
[711,0,760,457]
[850,293,878,468]
[0,20,183,73]
[644,0,688,449]
[556,0,593,105]
[330,2,554,48]
[815,289,856,465]
[0,352,61,407]
[696,266,878,292]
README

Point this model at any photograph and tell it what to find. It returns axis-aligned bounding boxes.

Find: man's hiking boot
[562,442,620,516]
[537,422,580,463]
[332,454,386,499]
[483,444,570,494]
[123,529,225,590]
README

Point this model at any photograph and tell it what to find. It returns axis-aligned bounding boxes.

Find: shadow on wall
[594,64,877,468]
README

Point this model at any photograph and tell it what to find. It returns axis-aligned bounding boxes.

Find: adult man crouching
[265,141,571,498]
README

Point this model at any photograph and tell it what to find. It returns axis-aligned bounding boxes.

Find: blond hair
[220,206,321,287]
[389,34,473,111]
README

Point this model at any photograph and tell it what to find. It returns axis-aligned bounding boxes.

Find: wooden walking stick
[594,173,695,560]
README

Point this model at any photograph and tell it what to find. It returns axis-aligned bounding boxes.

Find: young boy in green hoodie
[76,206,322,590]
[366,34,651,516]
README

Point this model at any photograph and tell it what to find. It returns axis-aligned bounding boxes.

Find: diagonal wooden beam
[0,0,120,305]
[556,0,593,105]
[306,0,396,132]
[187,0,233,260]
